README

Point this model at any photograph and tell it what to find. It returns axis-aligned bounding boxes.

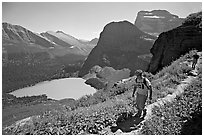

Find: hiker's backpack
[135,77,150,90]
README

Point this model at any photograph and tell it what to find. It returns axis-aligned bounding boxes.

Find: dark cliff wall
[148,12,202,74]
[148,25,202,73]
[79,21,156,77]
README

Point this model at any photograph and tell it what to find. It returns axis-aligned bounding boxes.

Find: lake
[10,78,96,100]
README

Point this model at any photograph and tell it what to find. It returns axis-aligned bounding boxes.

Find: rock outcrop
[84,66,130,89]
[148,12,202,74]
[79,21,156,77]
[135,10,184,36]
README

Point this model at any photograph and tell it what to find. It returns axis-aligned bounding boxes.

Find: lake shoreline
[9,77,96,100]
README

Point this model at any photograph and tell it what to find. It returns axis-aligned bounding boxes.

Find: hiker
[192,53,199,69]
[132,70,152,118]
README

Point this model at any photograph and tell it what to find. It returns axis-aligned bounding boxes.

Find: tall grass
[140,51,202,135]
[4,50,201,135]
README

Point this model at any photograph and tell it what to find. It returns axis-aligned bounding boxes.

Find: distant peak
[106,20,135,28]
[139,10,170,13]
[56,30,65,34]
[151,10,170,13]
[138,10,180,18]
[46,30,55,34]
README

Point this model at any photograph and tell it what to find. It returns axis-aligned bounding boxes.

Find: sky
[2,2,202,40]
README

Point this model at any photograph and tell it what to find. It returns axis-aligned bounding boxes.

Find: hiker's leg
[141,95,148,117]
[136,93,147,117]
[135,93,142,116]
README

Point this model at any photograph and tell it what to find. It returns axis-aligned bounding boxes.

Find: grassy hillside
[3,50,202,135]
[141,53,202,134]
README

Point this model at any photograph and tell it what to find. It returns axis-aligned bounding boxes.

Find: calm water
[10,78,96,100]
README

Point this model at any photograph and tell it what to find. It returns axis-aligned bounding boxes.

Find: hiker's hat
[135,69,143,76]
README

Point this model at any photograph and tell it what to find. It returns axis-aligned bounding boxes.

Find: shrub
[140,72,202,135]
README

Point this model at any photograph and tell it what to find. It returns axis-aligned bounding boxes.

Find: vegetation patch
[3,51,202,135]
[140,59,202,135]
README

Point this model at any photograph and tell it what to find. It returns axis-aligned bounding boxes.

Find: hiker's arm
[149,85,153,100]
[145,78,152,100]
[132,85,137,97]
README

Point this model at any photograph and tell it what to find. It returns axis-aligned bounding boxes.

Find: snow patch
[69,46,75,49]
[144,12,153,15]
[143,15,165,19]
[143,37,154,41]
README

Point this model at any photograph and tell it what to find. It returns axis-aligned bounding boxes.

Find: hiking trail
[100,52,202,135]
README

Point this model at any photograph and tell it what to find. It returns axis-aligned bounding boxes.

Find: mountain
[89,38,99,45]
[79,38,99,46]
[135,10,184,36]
[78,21,156,77]
[148,11,202,74]
[41,31,96,55]
[3,22,96,58]
[2,23,91,93]
[2,22,55,54]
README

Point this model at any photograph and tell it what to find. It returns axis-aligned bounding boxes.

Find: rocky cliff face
[79,21,156,77]
[148,12,202,73]
[135,10,184,36]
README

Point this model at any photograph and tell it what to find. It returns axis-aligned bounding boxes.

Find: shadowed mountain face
[79,21,156,77]
[148,12,202,74]
[135,10,184,36]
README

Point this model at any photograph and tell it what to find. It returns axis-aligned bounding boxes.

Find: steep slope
[135,10,184,36]
[2,22,90,59]
[2,22,95,58]
[41,31,95,55]
[2,22,55,54]
[89,38,99,45]
[40,32,73,48]
[79,38,99,49]
[79,21,156,77]
[148,12,202,74]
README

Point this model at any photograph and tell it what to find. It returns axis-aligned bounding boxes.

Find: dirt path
[102,52,201,135]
